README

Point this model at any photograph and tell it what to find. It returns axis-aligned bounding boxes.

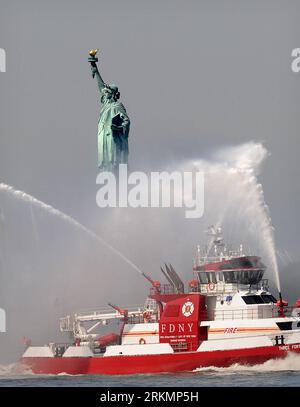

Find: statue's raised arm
[88,49,105,93]
[88,49,131,171]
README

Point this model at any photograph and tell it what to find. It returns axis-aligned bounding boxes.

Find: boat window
[234,271,239,282]
[199,272,209,284]
[208,272,217,284]
[276,321,293,330]
[198,272,218,284]
[261,294,277,304]
[223,271,236,283]
[239,270,249,284]
[257,270,265,281]
[242,295,264,305]
[248,270,261,284]
[223,270,264,285]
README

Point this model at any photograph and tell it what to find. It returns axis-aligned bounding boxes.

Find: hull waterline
[20,344,300,375]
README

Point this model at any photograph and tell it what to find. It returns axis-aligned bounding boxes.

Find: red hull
[20,344,300,375]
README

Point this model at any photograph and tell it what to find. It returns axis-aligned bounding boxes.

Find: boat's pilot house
[195,256,267,291]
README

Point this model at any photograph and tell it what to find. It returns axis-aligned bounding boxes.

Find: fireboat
[20,226,300,375]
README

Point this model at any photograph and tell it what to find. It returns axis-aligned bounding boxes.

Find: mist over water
[0,141,287,365]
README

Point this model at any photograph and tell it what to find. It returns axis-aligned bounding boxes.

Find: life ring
[208,283,215,291]
[139,338,146,345]
[182,301,195,317]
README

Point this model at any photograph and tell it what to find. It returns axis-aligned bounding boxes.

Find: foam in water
[193,353,300,374]
[0,362,33,377]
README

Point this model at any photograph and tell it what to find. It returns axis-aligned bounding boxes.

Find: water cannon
[276,292,288,307]
[141,272,161,292]
[276,292,288,317]
[108,303,128,318]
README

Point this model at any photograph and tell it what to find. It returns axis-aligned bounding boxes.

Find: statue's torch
[88,49,99,78]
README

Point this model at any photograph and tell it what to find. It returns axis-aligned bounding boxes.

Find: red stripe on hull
[20,344,300,375]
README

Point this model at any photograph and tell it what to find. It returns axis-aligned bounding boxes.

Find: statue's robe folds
[97,101,130,169]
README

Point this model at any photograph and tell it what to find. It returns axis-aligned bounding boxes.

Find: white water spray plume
[187,141,280,292]
[0,183,143,276]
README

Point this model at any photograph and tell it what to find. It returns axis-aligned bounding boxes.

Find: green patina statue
[88,49,130,170]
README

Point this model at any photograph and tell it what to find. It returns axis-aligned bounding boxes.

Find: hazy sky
[0,1,300,361]
[0,1,299,247]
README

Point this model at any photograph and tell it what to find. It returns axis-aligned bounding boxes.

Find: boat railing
[190,279,269,294]
[59,315,73,332]
[149,284,178,295]
[196,255,232,265]
[59,305,145,330]
[127,313,159,324]
[127,314,144,324]
[204,305,300,321]
[75,304,144,318]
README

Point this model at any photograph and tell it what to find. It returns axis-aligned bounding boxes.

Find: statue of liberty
[88,49,130,170]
